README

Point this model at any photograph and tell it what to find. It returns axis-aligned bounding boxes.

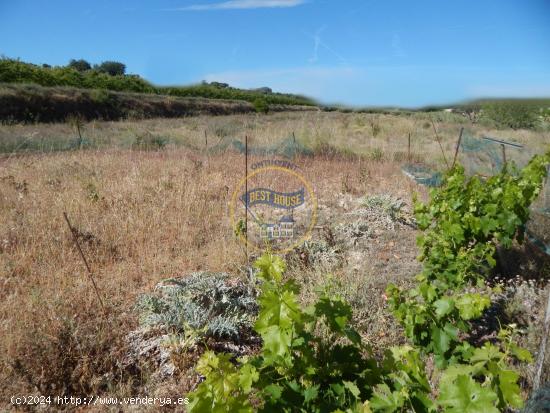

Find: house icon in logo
[259,215,295,240]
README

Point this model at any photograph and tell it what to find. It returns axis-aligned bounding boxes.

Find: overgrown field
[0,111,549,411]
[1,110,549,158]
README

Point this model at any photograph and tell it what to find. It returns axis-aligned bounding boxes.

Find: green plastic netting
[402,131,532,185]
[523,386,550,413]
[527,165,550,255]
[458,133,550,254]
[459,131,533,177]
[208,136,313,158]
[401,131,550,255]
[401,164,443,187]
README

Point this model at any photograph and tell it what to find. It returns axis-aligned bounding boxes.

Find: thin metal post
[431,119,450,169]
[245,135,248,262]
[407,132,411,162]
[63,212,105,313]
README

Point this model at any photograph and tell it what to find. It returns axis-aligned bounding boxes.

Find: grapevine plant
[188,151,550,412]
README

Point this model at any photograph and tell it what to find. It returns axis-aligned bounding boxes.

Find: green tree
[68,59,91,72]
[95,61,126,76]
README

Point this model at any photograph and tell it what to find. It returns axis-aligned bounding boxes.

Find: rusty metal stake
[407,132,411,163]
[431,119,450,169]
[245,135,248,263]
[451,127,464,169]
[63,212,106,313]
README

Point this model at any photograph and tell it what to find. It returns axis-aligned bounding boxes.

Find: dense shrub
[165,83,315,106]
[253,96,269,114]
[482,100,540,129]
[0,59,155,93]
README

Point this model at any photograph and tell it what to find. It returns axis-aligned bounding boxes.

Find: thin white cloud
[308,26,325,63]
[305,27,347,65]
[171,0,307,11]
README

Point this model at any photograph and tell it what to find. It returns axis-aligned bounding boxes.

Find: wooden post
[451,127,464,169]
[501,144,507,165]
[204,130,208,149]
[63,212,105,313]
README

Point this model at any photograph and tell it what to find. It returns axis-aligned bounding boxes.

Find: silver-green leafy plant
[136,272,257,341]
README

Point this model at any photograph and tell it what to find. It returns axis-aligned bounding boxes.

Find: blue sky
[1,0,549,107]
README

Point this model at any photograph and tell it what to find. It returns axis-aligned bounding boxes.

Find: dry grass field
[2,111,548,159]
[1,111,549,411]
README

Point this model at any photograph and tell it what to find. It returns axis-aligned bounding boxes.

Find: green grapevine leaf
[303,384,320,403]
[438,374,499,413]
[433,297,454,319]
[498,369,523,409]
[455,293,490,320]
[370,383,405,412]
[239,364,258,394]
[254,253,286,282]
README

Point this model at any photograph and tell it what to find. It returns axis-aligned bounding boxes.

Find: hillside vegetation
[0,58,316,107]
[0,83,316,123]
[423,98,550,130]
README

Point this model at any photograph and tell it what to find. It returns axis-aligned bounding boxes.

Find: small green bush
[369,147,384,161]
[132,133,168,150]
[253,97,269,114]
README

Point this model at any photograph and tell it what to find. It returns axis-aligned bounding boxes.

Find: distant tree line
[68,59,126,76]
[419,99,550,130]
[0,58,316,107]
